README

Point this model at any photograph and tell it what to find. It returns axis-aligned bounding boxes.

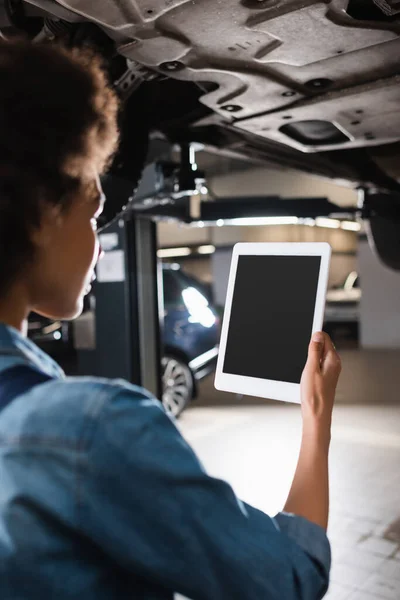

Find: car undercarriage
[1,0,400,266]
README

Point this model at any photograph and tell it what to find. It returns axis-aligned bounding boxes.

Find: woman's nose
[97,245,105,262]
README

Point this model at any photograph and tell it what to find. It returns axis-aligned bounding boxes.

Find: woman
[0,39,341,599]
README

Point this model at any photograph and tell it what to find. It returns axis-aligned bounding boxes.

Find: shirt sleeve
[78,388,331,600]
[274,512,331,580]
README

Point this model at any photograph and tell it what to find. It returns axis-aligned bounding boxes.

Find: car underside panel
[24,0,400,156]
[11,0,399,187]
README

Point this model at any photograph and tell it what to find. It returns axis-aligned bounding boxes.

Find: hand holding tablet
[301,331,342,431]
[215,242,342,535]
[215,242,332,404]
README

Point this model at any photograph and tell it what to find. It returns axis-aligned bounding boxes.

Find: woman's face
[28,175,105,320]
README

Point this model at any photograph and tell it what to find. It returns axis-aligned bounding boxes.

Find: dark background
[223,255,321,384]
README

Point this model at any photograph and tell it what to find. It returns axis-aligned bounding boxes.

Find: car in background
[324,271,360,338]
[161,264,219,416]
[29,264,219,417]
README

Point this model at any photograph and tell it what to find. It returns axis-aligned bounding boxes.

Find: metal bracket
[114,60,159,101]
[129,145,205,213]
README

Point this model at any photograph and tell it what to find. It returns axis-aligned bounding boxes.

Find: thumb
[306,331,325,371]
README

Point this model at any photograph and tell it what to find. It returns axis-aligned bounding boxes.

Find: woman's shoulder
[0,375,164,451]
[27,375,160,419]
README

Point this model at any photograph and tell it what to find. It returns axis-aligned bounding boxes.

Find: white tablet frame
[214,242,331,404]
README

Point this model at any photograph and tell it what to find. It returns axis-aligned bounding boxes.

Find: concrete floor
[178,347,400,599]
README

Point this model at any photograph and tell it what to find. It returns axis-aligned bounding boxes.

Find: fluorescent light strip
[315,217,341,229]
[224,216,299,227]
[301,218,316,227]
[197,245,216,255]
[197,217,360,231]
[158,245,216,258]
[158,247,191,258]
[341,220,361,232]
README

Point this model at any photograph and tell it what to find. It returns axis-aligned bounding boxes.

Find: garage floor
[178,347,400,599]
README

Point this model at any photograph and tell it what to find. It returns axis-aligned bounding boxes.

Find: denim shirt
[0,324,331,600]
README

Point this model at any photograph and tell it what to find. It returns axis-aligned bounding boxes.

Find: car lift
[75,145,206,399]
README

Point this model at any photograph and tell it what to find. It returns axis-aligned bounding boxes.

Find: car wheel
[161,356,193,417]
[366,214,400,271]
[363,192,400,271]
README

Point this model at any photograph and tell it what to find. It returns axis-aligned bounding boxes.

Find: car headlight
[182,287,216,328]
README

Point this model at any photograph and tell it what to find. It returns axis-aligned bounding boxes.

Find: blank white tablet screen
[223,255,321,385]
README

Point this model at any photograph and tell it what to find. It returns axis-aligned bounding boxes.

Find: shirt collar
[0,322,64,379]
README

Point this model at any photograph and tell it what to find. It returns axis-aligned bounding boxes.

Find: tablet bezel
[214,242,331,404]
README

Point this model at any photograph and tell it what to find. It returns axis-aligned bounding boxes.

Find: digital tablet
[215,243,331,404]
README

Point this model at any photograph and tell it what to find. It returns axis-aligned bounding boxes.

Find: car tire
[161,356,193,418]
[364,193,400,271]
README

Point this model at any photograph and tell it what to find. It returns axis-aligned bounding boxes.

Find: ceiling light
[217,219,224,227]
[224,216,299,227]
[197,245,216,255]
[197,221,205,228]
[341,220,361,232]
[315,217,341,229]
[158,247,191,258]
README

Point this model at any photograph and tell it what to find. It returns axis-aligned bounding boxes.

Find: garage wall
[359,239,400,349]
[209,166,357,207]
[240,223,355,248]
[240,225,357,287]
[212,246,356,308]
[330,253,357,287]
[158,221,210,247]
[180,258,213,284]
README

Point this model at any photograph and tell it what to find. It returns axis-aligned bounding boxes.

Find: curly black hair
[0,39,119,292]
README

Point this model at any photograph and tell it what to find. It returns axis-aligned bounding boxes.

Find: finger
[306,331,325,371]
[321,334,341,375]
